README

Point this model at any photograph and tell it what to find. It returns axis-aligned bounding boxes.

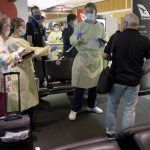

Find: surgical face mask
[33,14,41,20]
[4,30,10,37]
[54,28,59,32]
[19,28,26,37]
[85,13,95,21]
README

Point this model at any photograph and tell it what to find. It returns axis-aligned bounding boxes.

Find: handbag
[97,31,120,94]
[96,63,113,94]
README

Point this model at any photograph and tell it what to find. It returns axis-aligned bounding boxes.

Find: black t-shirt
[26,19,44,47]
[62,24,77,58]
[104,28,150,86]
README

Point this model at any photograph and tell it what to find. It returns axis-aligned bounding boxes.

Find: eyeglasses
[4,23,11,27]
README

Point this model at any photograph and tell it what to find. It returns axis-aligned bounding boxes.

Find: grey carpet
[33,94,150,150]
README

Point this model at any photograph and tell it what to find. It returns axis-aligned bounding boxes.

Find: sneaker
[87,106,103,113]
[69,111,77,120]
[106,133,116,140]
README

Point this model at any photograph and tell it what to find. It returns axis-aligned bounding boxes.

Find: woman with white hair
[0,15,24,116]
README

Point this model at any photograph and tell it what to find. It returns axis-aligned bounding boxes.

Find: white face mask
[85,13,95,21]
[19,28,26,37]
[4,30,10,37]
[54,28,60,32]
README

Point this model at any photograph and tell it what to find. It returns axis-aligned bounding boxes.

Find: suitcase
[0,92,6,117]
[0,72,33,150]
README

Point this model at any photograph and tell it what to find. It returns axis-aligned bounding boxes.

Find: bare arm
[27,35,34,47]
[42,36,46,46]
[102,52,109,60]
[142,59,150,74]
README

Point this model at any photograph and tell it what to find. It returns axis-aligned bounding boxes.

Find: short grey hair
[124,13,139,27]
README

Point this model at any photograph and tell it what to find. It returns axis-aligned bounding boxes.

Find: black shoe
[66,91,74,96]
[31,126,41,132]
[106,133,116,140]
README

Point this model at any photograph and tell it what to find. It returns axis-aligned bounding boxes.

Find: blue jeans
[106,84,140,134]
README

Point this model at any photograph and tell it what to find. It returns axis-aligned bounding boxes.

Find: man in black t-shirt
[26,6,48,89]
[26,6,45,47]
[103,13,150,139]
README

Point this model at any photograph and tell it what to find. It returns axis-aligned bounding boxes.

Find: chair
[34,60,50,99]
[133,129,150,150]
[117,123,150,150]
[51,137,121,150]
[44,59,74,94]
[139,72,150,96]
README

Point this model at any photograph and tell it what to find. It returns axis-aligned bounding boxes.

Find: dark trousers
[72,87,97,112]
[22,107,36,128]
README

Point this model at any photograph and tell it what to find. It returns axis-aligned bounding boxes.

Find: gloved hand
[97,38,106,46]
[51,45,57,51]
[76,31,83,40]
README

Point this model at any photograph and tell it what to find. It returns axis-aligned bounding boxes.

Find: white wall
[103,15,118,38]
[15,0,28,22]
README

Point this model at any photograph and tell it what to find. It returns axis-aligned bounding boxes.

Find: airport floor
[33,93,150,150]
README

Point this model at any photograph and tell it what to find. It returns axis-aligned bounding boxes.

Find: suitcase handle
[3,72,20,76]
[3,72,21,116]
[4,114,22,121]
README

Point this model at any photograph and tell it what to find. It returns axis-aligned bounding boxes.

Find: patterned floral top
[0,36,19,92]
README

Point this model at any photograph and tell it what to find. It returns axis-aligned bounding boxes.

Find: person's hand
[76,31,83,40]
[51,45,57,51]
[97,38,106,46]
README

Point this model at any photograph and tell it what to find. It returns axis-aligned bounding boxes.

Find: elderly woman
[69,3,107,120]
[6,18,50,131]
[0,15,24,116]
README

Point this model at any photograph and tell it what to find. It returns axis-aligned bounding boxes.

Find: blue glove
[51,45,57,51]
[97,38,105,46]
[76,31,83,40]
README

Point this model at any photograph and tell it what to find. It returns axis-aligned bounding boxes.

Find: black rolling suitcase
[0,72,33,150]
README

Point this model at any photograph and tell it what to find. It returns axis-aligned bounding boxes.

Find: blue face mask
[85,13,95,21]
[33,14,41,20]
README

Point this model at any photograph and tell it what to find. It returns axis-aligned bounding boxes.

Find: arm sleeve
[63,28,71,45]
[145,39,150,59]
[16,40,49,58]
[70,24,80,45]
[104,34,116,54]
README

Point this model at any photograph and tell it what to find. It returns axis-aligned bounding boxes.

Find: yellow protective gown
[6,37,50,111]
[48,31,63,60]
[48,31,62,43]
[70,21,107,89]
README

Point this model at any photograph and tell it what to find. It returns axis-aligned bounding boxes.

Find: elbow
[102,53,108,60]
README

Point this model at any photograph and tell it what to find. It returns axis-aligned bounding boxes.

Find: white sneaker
[69,111,77,120]
[87,106,103,113]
